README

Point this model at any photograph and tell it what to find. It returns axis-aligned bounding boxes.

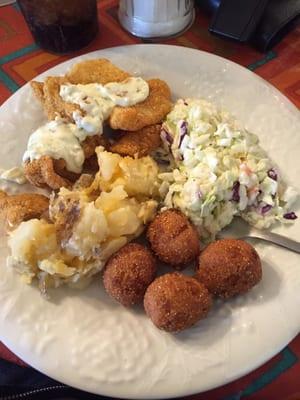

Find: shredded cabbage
[160,98,298,240]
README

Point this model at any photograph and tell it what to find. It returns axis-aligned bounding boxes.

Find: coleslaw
[160,98,298,240]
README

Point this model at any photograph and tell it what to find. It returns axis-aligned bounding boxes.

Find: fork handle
[248,229,300,254]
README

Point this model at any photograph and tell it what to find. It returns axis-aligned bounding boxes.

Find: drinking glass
[17,0,99,54]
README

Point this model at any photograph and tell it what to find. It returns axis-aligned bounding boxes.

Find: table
[0,1,299,399]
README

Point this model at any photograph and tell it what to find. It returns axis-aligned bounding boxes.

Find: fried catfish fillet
[66,58,130,84]
[110,124,162,158]
[42,76,81,121]
[31,61,171,132]
[81,134,104,159]
[0,191,49,230]
[31,60,130,120]
[30,81,45,105]
[24,156,75,190]
[23,136,103,190]
[109,79,172,131]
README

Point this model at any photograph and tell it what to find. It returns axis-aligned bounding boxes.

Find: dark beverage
[17,0,99,54]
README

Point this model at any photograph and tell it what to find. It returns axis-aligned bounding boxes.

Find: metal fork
[218,217,300,253]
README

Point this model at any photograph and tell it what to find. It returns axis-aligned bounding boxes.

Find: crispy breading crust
[147,209,200,269]
[66,58,130,84]
[30,81,45,105]
[109,124,162,157]
[23,135,104,190]
[31,61,172,132]
[109,79,172,131]
[28,59,171,189]
[196,239,262,299]
[144,273,212,332]
[31,60,130,120]
[24,156,74,190]
[103,243,157,306]
[42,76,80,121]
[81,134,104,159]
[0,191,49,230]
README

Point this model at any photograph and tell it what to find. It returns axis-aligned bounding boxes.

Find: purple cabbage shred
[179,121,188,148]
[267,168,278,181]
[161,128,173,145]
[231,181,240,202]
[261,204,272,214]
[283,212,298,220]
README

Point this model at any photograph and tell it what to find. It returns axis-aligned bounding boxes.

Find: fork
[218,217,300,253]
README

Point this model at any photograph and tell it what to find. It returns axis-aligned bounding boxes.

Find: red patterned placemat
[0,1,299,399]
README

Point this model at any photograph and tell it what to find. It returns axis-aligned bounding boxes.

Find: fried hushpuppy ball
[144,273,212,332]
[103,243,157,307]
[147,209,200,269]
[196,239,262,299]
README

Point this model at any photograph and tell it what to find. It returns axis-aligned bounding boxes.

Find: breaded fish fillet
[24,156,75,190]
[0,191,49,230]
[30,81,45,104]
[66,58,130,84]
[81,134,104,159]
[110,124,161,157]
[31,60,171,132]
[42,76,80,121]
[31,60,130,121]
[109,79,172,131]
[23,135,104,190]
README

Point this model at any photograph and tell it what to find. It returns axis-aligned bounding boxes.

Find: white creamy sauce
[60,77,149,137]
[23,119,84,174]
[60,84,115,138]
[98,77,149,107]
[0,166,27,185]
[23,77,149,174]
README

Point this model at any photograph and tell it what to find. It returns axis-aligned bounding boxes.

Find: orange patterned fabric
[0,1,299,106]
[0,1,299,399]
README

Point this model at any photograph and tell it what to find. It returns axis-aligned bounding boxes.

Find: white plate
[0,45,299,399]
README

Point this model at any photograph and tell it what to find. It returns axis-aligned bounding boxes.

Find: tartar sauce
[0,166,27,184]
[60,84,115,139]
[60,77,149,138]
[23,119,85,174]
[98,77,149,107]
[24,77,149,174]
